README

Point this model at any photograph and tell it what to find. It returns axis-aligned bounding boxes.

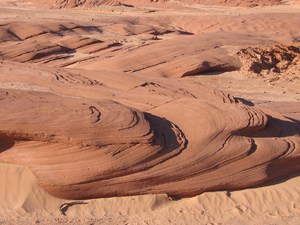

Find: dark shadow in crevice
[30,47,76,61]
[265,157,300,187]
[235,97,254,106]
[181,62,240,77]
[122,3,134,7]
[144,112,188,156]
[285,116,300,126]
[0,133,15,153]
[232,158,300,193]
[60,201,88,216]
[237,115,300,138]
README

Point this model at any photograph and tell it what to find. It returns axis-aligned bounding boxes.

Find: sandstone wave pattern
[0,0,300,203]
[0,59,299,200]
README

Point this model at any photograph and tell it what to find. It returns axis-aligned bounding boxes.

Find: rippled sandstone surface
[0,58,299,199]
[0,0,300,224]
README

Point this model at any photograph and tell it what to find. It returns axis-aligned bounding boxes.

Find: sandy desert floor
[0,0,300,224]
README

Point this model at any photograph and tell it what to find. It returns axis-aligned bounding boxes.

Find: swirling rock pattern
[0,3,299,201]
[0,61,299,200]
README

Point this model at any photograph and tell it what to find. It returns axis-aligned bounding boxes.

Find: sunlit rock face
[0,63,299,199]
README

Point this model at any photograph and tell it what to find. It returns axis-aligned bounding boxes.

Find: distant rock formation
[22,0,284,8]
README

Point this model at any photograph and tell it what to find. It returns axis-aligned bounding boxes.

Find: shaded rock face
[182,60,241,76]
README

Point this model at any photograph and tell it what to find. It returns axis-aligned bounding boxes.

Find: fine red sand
[0,0,300,224]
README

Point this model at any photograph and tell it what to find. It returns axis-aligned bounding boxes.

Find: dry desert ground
[0,0,300,224]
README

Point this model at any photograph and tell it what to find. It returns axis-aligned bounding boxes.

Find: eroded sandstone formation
[0,60,299,199]
[0,2,299,201]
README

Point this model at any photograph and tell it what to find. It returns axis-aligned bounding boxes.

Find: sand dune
[2,162,300,225]
[0,0,300,224]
